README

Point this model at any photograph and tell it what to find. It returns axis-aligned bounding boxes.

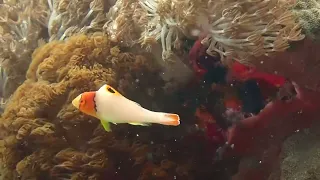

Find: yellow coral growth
[0,33,164,179]
[26,41,61,81]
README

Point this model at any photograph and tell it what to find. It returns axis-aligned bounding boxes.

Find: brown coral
[0,33,167,179]
[0,32,234,179]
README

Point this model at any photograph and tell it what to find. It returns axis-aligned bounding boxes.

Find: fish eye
[107,87,115,93]
[80,97,85,104]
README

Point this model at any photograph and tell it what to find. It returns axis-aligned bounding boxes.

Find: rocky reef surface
[277,122,320,180]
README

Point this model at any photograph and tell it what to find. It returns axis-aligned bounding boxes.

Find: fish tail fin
[157,113,180,126]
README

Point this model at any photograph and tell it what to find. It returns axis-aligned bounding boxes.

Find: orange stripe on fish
[73,91,97,118]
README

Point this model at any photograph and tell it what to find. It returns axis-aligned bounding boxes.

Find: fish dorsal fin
[99,84,123,97]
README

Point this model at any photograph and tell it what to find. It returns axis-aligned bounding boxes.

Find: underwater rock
[277,123,320,180]
[246,38,320,92]
[228,82,320,180]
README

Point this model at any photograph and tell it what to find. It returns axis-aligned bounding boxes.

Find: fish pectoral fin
[100,120,112,132]
[129,122,151,126]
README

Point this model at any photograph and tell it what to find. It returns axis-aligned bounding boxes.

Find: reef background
[0,0,320,180]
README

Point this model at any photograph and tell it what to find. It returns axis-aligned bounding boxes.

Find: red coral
[228,82,320,180]
[188,38,210,79]
[229,61,286,86]
[229,61,286,100]
[227,82,320,155]
[189,38,320,180]
[190,38,286,99]
[195,108,226,145]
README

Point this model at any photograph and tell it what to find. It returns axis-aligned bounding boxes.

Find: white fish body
[95,85,180,126]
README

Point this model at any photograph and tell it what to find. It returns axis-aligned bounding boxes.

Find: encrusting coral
[292,0,320,40]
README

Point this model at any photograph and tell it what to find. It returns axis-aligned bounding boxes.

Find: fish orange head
[72,91,97,118]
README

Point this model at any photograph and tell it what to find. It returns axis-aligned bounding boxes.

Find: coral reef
[0,0,48,99]
[135,0,202,60]
[292,0,320,40]
[189,38,320,180]
[0,33,166,179]
[104,0,305,64]
[228,82,320,180]
[47,0,111,41]
[104,0,143,46]
[200,0,305,65]
[0,1,319,180]
[0,0,117,108]
[0,33,234,180]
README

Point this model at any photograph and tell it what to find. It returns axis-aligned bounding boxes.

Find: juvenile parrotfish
[72,84,180,132]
